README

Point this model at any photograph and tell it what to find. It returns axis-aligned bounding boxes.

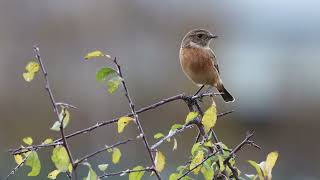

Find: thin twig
[33,46,77,180]
[177,151,219,180]
[3,153,31,180]
[75,139,133,166]
[112,57,162,179]
[99,167,153,178]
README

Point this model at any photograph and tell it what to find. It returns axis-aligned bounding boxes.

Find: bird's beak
[209,35,218,39]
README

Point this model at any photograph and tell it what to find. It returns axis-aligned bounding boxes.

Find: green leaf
[129,166,145,180]
[170,124,183,131]
[201,166,214,180]
[96,67,117,82]
[172,138,178,151]
[185,112,198,124]
[201,105,217,133]
[48,169,60,179]
[51,146,70,172]
[191,142,202,156]
[190,150,204,174]
[248,160,264,180]
[25,151,41,176]
[154,133,164,139]
[155,151,166,172]
[112,147,121,164]
[117,116,134,133]
[169,173,180,180]
[84,50,110,60]
[83,162,98,180]
[23,137,33,145]
[50,109,70,131]
[107,76,122,93]
[98,164,108,172]
[43,138,53,144]
[14,154,24,165]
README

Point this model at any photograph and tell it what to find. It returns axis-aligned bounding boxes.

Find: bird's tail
[217,84,235,103]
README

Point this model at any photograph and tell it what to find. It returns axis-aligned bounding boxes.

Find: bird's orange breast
[179,47,219,86]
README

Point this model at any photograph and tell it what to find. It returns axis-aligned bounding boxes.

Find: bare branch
[112,57,162,179]
[75,139,133,166]
[33,46,77,179]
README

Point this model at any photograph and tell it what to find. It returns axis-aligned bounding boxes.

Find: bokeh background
[1,0,319,179]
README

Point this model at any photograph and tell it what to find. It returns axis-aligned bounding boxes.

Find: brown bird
[179,29,234,102]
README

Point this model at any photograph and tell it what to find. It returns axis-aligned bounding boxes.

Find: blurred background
[1,0,319,179]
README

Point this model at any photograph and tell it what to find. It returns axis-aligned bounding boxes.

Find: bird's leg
[193,84,205,97]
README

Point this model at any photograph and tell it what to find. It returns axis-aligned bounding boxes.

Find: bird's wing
[208,48,220,74]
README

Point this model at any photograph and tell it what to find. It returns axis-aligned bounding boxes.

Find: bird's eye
[197,34,203,38]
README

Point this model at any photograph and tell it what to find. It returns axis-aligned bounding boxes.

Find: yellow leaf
[112,147,121,164]
[14,154,24,165]
[265,151,278,180]
[23,137,33,145]
[172,138,178,151]
[117,116,134,133]
[68,163,73,173]
[25,61,40,73]
[23,72,35,82]
[190,150,204,174]
[48,169,60,179]
[201,105,217,133]
[155,151,166,172]
[84,50,111,60]
[43,138,53,144]
[185,112,198,124]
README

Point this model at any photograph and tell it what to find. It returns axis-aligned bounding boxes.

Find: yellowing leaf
[265,151,278,180]
[155,151,166,172]
[201,166,214,180]
[218,155,225,172]
[191,142,202,156]
[14,154,24,165]
[84,50,110,60]
[48,169,60,179]
[68,163,73,173]
[190,150,204,174]
[43,138,53,144]
[169,173,180,180]
[185,112,199,124]
[117,116,134,133]
[248,160,264,180]
[25,61,40,73]
[23,72,35,82]
[25,151,41,176]
[170,124,183,131]
[129,166,145,180]
[51,146,70,172]
[154,133,164,139]
[51,109,70,131]
[173,138,178,151]
[23,137,33,145]
[98,164,108,172]
[112,147,121,164]
[83,162,98,180]
[201,105,217,133]
[107,76,122,93]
